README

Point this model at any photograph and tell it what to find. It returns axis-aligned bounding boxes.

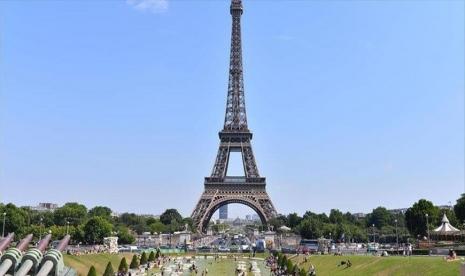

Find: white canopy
[433,214,460,233]
[279,225,291,232]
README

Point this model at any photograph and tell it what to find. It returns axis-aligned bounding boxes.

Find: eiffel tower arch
[191,0,277,233]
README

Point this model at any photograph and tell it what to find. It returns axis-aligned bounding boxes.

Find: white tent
[433,214,459,233]
[279,225,292,232]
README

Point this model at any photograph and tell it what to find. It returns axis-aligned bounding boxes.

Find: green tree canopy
[87,266,97,276]
[103,262,114,276]
[367,207,392,228]
[298,218,323,239]
[329,209,344,224]
[160,209,182,225]
[118,257,128,273]
[83,217,112,244]
[287,213,302,228]
[405,199,439,237]
[149,221,166,234]
[89,206,112,220]
[116,225,135,244]
[0,203,28,235]
[54,202,87,226]
[454,194,465,223]
[140,252,148,265]
[129,254,139,269]
[148,251,156,262]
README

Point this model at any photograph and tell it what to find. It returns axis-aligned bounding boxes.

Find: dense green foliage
[129,254,139,269]
[103,261,114,276]
[118,257,128,273]
[454,194,465,223]
[148,251,156,262]
[140,252,148,265]
[0,202,193,245]
[87,266,97,276]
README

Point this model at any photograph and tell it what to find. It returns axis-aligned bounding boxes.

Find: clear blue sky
[0,0,463,218]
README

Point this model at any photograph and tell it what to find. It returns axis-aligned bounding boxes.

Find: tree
[405,199,439,237]
[299,218,323,239]
[148,251,156,262]
[367,207,392,228]
[286,259,294,273]
[129,254,139,269]
[287,213,302,228]
[454,194,465,223]
[118,257,128,274]
[329,209,344,224]
[140,252,148,265]
[103,262,114,276]
[83,217,112,244]
[149,221,166,234]
[116,226,135,244]
[0,204,28,235]
[54,202,87,226]
[87,266,97,276]
[89,206,112,220]
[160,209,182,225]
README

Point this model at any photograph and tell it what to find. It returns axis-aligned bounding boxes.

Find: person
[308,264,316,276]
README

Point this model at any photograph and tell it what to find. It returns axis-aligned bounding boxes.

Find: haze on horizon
[0,0,463,219]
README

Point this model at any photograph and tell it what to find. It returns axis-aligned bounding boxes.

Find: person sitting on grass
[337,260,352,268]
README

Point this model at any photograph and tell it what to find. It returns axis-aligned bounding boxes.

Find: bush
[412,249,429,255]
[140,252,148,265]
[148,251,156,262]
[87,266,97,276]
[118,257,128,273]
[129,254,139,269]
[103,262,114,276]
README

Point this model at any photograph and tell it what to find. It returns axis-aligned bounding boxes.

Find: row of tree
[2,194,465,244]
[268,195,465,242]
[0,203,192,244]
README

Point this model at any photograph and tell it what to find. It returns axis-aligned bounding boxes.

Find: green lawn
[64,253,134,276]
[293,255,462,276]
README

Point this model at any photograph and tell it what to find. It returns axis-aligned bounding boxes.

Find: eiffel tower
[191,0,277,233]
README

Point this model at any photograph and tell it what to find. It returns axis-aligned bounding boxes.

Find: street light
[39,218,43,240]
[66,221,70,235]
[372,224,376,243]
[2,212,6,238]
[425,213,430,246]
[395,219,399,254]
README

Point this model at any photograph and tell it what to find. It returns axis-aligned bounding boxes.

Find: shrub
[140,252,148,265]
[87,266,97,276]
[129,254,139,269]
[103,262,114,276]
[118,257,128,273]
[148,251,156,262]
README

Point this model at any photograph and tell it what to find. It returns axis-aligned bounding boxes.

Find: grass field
[293,255,462,276]
[64,253,463,276]
[64,253,134,276]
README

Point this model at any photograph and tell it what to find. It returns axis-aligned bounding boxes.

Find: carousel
[431,213,460,242]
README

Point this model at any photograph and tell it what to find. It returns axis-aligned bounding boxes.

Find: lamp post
[2,212,6,238]
[395,219,399,254]
[425,213,430,246]
[372,224,376,243]
[66,221,70,235]
[39,217,43,240]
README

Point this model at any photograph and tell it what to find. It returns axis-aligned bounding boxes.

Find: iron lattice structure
[191,0,277,233]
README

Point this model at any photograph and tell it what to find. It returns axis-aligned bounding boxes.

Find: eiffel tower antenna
[191,0,277,233]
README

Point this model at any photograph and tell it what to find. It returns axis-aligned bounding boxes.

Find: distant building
[353,213,366,219]
[219,205,228,220]
[29,203,59,212]
[388,208,408,215]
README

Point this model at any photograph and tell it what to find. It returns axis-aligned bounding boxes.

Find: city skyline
[0,0,463,219]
